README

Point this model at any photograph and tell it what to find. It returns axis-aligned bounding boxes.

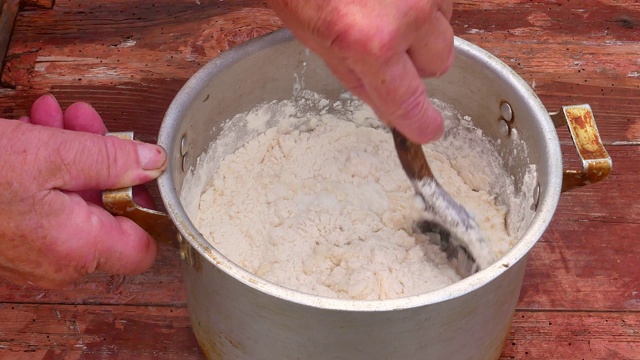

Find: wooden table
[1,1,638,358]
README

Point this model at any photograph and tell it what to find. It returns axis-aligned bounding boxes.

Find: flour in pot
[194,93,531,300]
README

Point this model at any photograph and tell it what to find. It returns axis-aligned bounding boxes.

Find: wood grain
[22,1,55,9]
[500,311,640,360]
[0,303,200,359]
[0,304,637,360]
[0,0,638,358]
[0,0,19,72]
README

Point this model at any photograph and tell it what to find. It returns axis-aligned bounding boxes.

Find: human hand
[267,0,454,144]
[0,94,167,288]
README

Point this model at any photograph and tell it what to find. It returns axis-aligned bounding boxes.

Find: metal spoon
[391,129,493,278]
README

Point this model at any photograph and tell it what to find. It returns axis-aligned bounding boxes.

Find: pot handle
[102,132,179,249]
[550,104,612,192]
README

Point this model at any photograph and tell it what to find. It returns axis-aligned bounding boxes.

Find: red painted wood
[0,304,637,359]
[0,303,200,358]
[500,311,640,360]
[0,0,638,358]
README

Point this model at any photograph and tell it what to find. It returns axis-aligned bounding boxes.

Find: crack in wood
[0,0,19,76]
[23,0,55,9]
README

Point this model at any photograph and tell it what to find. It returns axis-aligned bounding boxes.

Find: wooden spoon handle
[391,128,435,180]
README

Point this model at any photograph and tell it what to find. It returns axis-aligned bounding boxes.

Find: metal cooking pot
[103,29,610,360]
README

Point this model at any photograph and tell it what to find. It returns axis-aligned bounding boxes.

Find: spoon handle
[391,128,435,181]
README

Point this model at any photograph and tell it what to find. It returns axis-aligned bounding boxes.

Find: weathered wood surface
[1,305,638,360]
[0,0,638,359]
[0,303,200,359]
[0,0,20,72]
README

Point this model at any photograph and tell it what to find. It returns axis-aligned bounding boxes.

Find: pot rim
[158,29,562,311]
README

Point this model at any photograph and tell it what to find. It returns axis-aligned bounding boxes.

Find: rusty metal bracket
[550,104,612,192]
[102,132,179,249]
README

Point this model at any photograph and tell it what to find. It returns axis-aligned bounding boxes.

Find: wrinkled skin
[267,0,454,144]
[0,95,167,288]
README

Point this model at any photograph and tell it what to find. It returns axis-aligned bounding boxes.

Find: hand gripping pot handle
[101,132,179,249]
[102,105,612,246]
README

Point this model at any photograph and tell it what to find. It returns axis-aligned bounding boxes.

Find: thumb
[353,53,444,144]
[30,124,168,192]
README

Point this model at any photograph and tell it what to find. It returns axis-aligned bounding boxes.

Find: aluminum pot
[104,29,611,360]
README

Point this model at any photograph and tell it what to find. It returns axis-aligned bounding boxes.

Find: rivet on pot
[497,119,510,136]
[500,102,513,122]
[177,234,197,267]
[180,136,189,156]
[182,153,189,172]
[177,233,187,261]
[531,183,541,211]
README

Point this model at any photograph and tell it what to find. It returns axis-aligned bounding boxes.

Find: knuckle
[346,27,400,60]
[41,132,114,190]
[329,14,401,61]
[408,0,437,22]
[413,32,454,77]
[57,214,100,276]
[306,2,343,44]
[100,136,120,183]
[394,87,429,123]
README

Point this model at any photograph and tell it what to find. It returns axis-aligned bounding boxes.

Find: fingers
[97,216,158,275]
[269,0,454,143]
[61,101,109,204]
[437,0,453,20]
[352,52,444,143]
[321,57,372,104]
[20,123,167,192]
[46,191,158,277]
[73,190,103,206]
[25,97,162,201]
[407,10,455,77]
[63,101,108,135]
[29,95,107,134]
[308,35,446,143]
[30,94,64,128]
[5,97,161,288]
[22,96,159,207]
[132,185,156,209]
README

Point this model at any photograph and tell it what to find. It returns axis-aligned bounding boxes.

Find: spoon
[391,128,493,278]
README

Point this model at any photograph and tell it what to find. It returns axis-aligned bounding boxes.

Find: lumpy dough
[195,95,519,300]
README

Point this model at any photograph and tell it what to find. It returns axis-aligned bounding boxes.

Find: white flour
[193,92,535,300]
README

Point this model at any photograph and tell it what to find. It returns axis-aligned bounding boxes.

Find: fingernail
[46,93,59,104]
[136,142,167,170]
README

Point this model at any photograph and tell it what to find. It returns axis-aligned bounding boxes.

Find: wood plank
[555,145,640,223]
[3,0,282,88]
[0,304,638,359]
[0,0,19,71]
[520,221,640,311]
[500,311,640,360]
[0,303,201,359]
[22,0,55,9]
[454,0,640,42]
[453,0,640,145]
